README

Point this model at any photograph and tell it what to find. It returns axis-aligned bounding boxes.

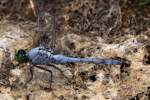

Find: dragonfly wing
[34,0,58,48]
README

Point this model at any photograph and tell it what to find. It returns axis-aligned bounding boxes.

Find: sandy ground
[0,0,150,100]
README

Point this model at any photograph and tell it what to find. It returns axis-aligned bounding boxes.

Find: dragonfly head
[15,49,28,63]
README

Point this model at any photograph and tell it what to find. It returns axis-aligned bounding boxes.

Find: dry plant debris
[0,0,149,100]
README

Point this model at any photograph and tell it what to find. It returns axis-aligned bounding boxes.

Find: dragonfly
[15,46,125,88]
[16,46,124,65]
[14,1,127,90]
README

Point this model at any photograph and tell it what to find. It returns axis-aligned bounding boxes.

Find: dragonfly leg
[26,65,34,83]
[22,64,34,88]
[11,64,34,90]
[35,65,53,90]
[47,63,71,82]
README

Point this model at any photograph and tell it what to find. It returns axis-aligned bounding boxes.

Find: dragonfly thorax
[27,46,55,65]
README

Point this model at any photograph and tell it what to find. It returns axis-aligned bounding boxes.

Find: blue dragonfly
[14,22,127,90]
[16,46,124,65]
[14,1,127,89]
[15,45,126,89]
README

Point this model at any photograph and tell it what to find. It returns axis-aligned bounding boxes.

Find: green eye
[15,49,28,63]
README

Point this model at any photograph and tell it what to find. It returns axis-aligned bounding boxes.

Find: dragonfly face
[15,49,28,63]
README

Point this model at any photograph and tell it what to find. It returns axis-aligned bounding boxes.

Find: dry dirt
[0,0,150,100]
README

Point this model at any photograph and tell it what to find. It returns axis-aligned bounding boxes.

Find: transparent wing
[44,14,57,48]
[35,0,58,48]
